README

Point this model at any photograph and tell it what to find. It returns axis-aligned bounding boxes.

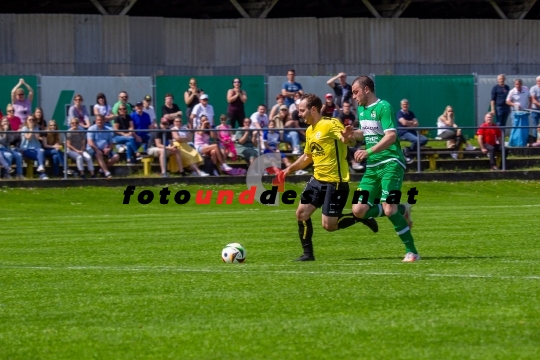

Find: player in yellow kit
[279,94,378,261]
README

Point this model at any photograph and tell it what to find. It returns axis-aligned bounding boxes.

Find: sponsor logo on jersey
[310,142,325,157]
[315,131,322,139]
[360,120,384,135]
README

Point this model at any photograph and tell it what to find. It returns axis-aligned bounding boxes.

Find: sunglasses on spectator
[17,93,24,96]
[233,81,240,83]
[121,96,128,99]
[75,98,82,101]
[119,108,126,110]
[201,99,208,101]
[189,82,196,85]
[28,118,34,122]
[7,109,14,113]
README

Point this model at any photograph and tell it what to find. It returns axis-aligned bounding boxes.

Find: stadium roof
[1,0,539,20]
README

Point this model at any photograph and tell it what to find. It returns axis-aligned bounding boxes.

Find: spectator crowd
[1,73,539,179]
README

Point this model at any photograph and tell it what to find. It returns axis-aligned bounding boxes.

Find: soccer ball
[221,243,246,263]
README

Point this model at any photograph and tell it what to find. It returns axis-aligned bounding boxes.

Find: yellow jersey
[304,117,349,183]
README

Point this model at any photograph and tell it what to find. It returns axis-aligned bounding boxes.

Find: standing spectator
[321,94,338,117]
[148,118,186,178]
[326,72,352,109]
[184,78,203,118]
[11,78,34,124]
[337,101,357,127]
[41,120,67,177]
[269,94,285,120]
[281,69,303,107]
[250,104,269,130]
[33,107,47,130]
[93,93,114,125]
[161,93,183,124]
[20,116,47,179]
[437,106,475,158]
[6,104,23,131]
[195,116,233,174]
[171,117,209,177]
[190,94,214,129]
[490,74,510,127]
[66,118,95,179]
[529,76,540,142]
[142,95,157,127]
[226,77,247,129]
[68,94,91,129]
[113,105,140,165]
[112,91,132,115]
[216,114,237,161]
[131,101,153,152]
[506,79,531,147]
[234,118,259,165]
[0,118,23,179]
[397,99,428,163]
[87,114,120,179]
[477,112,505,170]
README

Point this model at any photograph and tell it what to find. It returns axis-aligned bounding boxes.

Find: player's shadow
[345,255,504,261]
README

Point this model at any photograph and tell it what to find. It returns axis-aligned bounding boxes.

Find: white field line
[0,265,539,280]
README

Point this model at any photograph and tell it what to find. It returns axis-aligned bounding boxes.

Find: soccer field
[1,181,539,359]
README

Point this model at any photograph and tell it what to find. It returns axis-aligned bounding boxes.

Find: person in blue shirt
[281,69,303,107]
[131,101,154,151]
[397,99,427,163]
[87,114,119,179]
[490,74,510,127]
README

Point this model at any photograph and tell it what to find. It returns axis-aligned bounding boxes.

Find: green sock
[388,211,417,254]
[362,204,384,219]
[397,204,405,215]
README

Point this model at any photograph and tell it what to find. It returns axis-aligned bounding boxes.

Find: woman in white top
[437,105,475,152]
[93,93,114,125]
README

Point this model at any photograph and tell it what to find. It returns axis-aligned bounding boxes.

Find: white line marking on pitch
[1,265,539,280]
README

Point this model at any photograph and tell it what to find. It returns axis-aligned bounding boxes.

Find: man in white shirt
[506,78,531,145]
[142,95,157,127]
[249,104,269,130]
[190,94,214,128]
[529,76,540,141]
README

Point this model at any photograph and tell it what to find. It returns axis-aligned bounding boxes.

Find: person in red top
[477,112,505,170]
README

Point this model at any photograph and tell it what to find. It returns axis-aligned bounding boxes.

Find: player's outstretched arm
[340,125,356,147]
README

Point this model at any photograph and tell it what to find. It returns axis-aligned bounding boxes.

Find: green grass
[1,181,539,359]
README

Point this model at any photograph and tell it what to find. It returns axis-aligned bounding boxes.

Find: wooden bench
[420,149,501,170]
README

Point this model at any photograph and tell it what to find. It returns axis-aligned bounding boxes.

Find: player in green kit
[342,76,420,262]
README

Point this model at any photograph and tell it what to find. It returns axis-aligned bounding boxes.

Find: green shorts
[356,160,404,205]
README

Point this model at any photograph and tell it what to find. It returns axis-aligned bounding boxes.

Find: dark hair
[276,94,284,100]
[233,78,242,86]
[74,94,83,101]
[96,92,107,105]
[287,69,295,74]
[258,104,266,109]
[342,101,351,106]
[300,93,322,113]
[95,114,104,120]
[352,76,375,92]
[165,93,174,99]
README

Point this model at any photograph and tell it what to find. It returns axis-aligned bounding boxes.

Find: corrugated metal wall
[1,14,539,76]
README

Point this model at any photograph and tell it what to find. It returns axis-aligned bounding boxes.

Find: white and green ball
[221,243,246,263]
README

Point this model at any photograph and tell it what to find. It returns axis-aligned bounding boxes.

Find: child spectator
[264,120,307,175]
[216,114,237,161]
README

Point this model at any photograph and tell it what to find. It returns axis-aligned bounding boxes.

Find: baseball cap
[279,105,288,111]
[200,94,209,100]
[135,101,143,106]
[325,93,333,98]
[144,95,152,101]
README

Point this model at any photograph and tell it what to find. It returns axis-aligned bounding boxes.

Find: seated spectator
[0,118,23,179]
[437,105,475,158]
[113,106,140,165]
[6,104,22,148]
[263,120,307,175]
[142,95,157,127]
[131,101,153,152]
[148,118,186,178]
[397,99,428,164]
[195,115,233,174]
[41,120,67,177]
[161,93,183,124]
[321,94,338,117]
[273,105,300,154]
[68,94,91,130]
[66,118,95,179]
[477,112,506,171]
[250,104,269,130]
[33,107,47,130]
[93,93,115,125]
[112,91,132,115]
[337,101,357,127]
[234,118,259,164]
[288,92,302,114]
[291,109,307,142]
[171,117,209,177]
[87,115,120,179]
[269,94,285,120]
[20,115,48,179]
[190,94,214,129]
[216,114,237,161]
[0,150,12,179]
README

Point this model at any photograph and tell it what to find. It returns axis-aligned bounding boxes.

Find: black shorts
[300,177,350,217]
